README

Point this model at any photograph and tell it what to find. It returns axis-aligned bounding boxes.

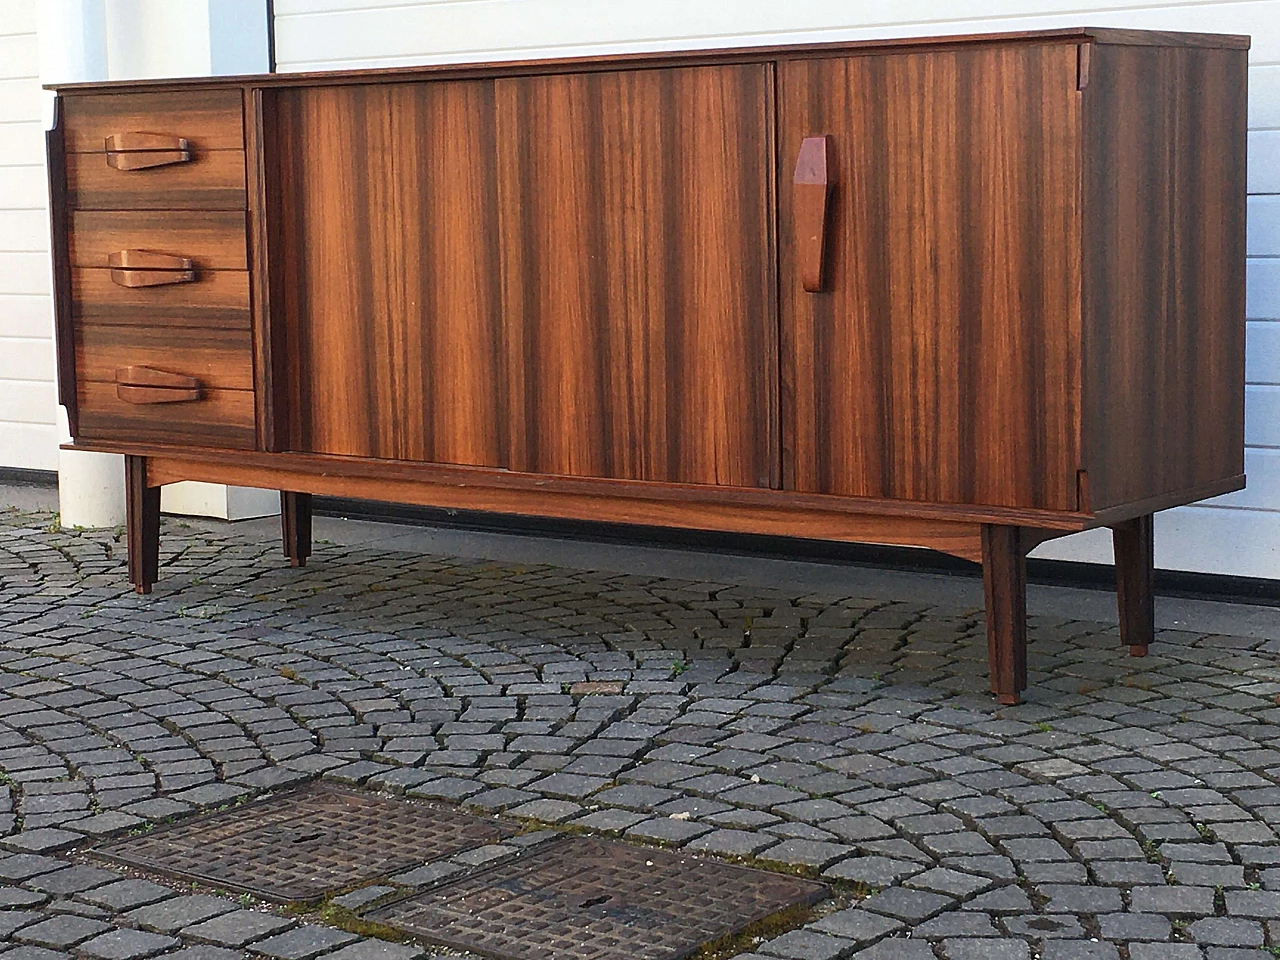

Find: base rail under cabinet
[76,443,1235,706]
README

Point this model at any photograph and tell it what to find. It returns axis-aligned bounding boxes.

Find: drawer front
[73,268,250,329]
[67,147,247,210]
[77,380,255,449]
[62,90,245,154]
[69,210,247,270]
[76,324,254,391]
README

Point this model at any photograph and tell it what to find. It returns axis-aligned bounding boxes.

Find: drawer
[61,90,244,154]
[73,268,250,329]
[70,210,247,270]
[77,380,255,450]
[76,324,254,391]
[67,147,246,210]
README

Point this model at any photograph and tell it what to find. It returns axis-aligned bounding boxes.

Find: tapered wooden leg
[981,524,1028,705]
[125,455,160,595]
[281,491,312,568]
[1112,514,1154,657]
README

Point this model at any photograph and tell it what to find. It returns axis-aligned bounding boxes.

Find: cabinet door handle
[794,136,833,293]
[108,249,196,288]
[116,365,202,404]
[105,132,191,170]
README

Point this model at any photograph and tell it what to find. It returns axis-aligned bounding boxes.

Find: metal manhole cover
[92,782,515,902]
[370,835,827,960]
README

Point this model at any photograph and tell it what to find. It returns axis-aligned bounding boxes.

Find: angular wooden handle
[116,366,202,404]
[794,136,833,293]
[105,132,191,170]
[108,249,195,288]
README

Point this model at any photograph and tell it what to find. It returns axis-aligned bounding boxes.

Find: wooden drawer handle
[794,135,833,293]
[116,365,202,404]
[105,132,191,170]
[108,249,196,288]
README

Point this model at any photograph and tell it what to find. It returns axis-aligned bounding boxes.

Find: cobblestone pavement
[1,505,1279,960]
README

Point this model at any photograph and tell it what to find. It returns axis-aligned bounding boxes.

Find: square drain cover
[92,782,515,902]
[370,835,827,960]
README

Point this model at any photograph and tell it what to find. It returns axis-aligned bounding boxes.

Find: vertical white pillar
[39,1,125,528]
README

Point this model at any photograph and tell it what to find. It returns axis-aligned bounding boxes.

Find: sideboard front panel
[271,79,506,467]
[273,66,777,488]
[779,43,1083,511]
[492,65,778,488]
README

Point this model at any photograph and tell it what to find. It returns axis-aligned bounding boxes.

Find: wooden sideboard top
[45,26,1249,93]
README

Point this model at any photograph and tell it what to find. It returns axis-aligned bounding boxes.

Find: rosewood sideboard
[45,27,1248,704]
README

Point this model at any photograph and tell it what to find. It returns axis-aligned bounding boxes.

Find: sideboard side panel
[1080,44,1248,512]
[778,42,1083,511]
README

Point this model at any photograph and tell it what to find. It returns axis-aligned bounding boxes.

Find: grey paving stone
[76,929,178,960]
[1037,884,1125,914]
[0,888,47,908]
[27,864,121,894]
[0,854,67,881]
[506,798,582,822]
[319,943,424,960]
[247,925,358,960]
[810,908,903,944]
[860,887,955,922]
[329,886,395,910]
[941,938,1031,960]
[0,828,83,853]
[1127,945,1204,960]
[2,949,71,960]
[14,915,112,949]
[850,938,936,959]
[1039,943,1121,960]
[180,910,294,948]
[759,930,854,960]
[126,896,240,934]
[903,867,993,898]
[155,949,244,960]
[168,784,250,807]
[687,828,774,857]
[568,809,649,833]
[758,839,852,869]
[624,817,712,843]
[1097,912,1173,941]
[822,856,924,885]
[452,843,517,866]
[389,861,462,888]
[1185,918,1265,947]
[1169,863,1247,887]
[1130,886,1217,916]
[0,911,42,939]
[78,879,176,911]
[1001,914,1086,939]
[1222,889,1280,918]
[60,813,144,836]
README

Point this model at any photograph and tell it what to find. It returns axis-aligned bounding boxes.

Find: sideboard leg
[281,491,312,568]
[1112,514,1155,657]
[124,455,160,595]
[981,524,1028,705]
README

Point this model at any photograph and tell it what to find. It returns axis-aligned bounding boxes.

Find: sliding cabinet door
[272,80,507,465]
[495,65,777,487]
[274,66,777,488]
[778,44,1083,510]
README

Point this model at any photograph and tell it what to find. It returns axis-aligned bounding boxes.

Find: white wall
[273,0,1280,578]
[0,2,57,471]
